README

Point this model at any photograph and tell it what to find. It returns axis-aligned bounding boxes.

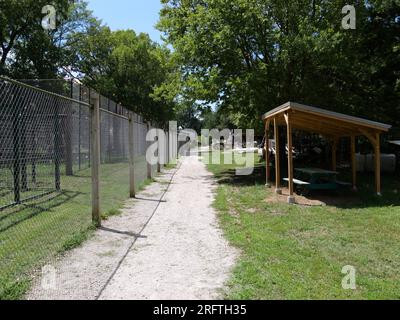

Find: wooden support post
[285,113,295,204]
[274,118,282,194]
[164,133,168,166]
[169,121,178,165]
[359,128,377,146]
[265,121,271,187]
[350,136,357,191]
[90,94,101,227]
[375,133,381,196]
[147,122,152,180]
[332,138,338,172]
[360,129,382,196]
[157,134,161,173]
[166,133,170,165]
[128,113,136,198]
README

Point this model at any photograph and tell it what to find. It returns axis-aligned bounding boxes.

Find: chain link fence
[0,77,168,299]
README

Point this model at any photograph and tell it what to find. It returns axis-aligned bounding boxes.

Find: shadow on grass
[211,160,400,209]
[0,189,12,198]
[212,163,267,187]
[349,173,400,208]
[0,190,83,233]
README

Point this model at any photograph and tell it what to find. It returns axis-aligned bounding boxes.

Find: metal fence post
[90,94,101,227]
[128,112,136,197]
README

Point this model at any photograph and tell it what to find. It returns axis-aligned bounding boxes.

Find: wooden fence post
[90,94,101,227]
[157,132,161,173]
[169,121,178,164]
[147,122,152,180]
[128,112,136,197]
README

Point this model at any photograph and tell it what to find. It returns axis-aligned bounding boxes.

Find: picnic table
[284,167,348,195]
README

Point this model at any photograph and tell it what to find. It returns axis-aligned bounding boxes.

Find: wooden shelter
[262,102,392,203]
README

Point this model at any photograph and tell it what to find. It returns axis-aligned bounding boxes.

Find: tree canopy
[0,0,95,79]
[158,0,400,132]
[68,26,175,123]
[0,0,176,125]
[1,1,399,129]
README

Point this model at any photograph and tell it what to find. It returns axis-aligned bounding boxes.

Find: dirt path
[27,156,237,300]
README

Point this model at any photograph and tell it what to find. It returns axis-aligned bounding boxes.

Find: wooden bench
[283,178,310,186]
[335,181,352,188]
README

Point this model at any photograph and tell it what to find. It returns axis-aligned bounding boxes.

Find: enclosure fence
[0,76,174,299]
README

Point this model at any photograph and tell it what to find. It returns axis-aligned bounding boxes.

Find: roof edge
[262,101,392,132]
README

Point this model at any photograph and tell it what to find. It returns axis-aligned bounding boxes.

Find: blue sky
[87,0,163,43]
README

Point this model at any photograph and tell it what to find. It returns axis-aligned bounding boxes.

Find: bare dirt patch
[266,186,361,207]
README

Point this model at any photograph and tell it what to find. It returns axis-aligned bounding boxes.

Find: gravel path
[27,155,237,300]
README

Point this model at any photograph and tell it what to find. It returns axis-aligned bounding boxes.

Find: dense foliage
[1,1,399,129]
[158,0,400,132]
[68,25,175,123]
[0,0,94,79]
[0,0,175,124]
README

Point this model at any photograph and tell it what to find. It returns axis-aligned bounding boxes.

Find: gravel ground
[27,155,237,300]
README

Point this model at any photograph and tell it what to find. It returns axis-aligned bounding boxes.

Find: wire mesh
[0,77,93,299]
[133,116,151,186]
[149,124,158,177]
[0,77,163,300]
[70,83,91,172]
[99,108,130,215]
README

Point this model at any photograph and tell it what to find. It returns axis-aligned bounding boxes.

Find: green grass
[164,162,178,170]
[59,224,97,252]
[204,151,400,300]
[138,178,156,191]
[0,157,154,300]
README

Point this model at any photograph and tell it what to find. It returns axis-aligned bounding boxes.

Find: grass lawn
[0,157,153,300]
[204,151,400,300]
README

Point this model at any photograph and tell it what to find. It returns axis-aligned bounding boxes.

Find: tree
[158,0,400,132]
[201,107,234,130]
[174,101,202,132]
[0,0,95,80]
[69,27,175,124]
